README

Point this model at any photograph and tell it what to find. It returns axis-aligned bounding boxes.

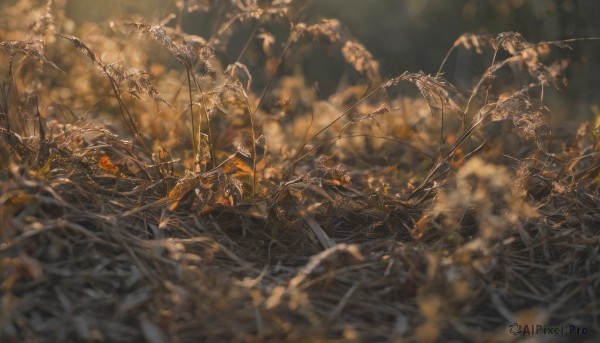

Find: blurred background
[313,0,600,120]
[26,0,600,120]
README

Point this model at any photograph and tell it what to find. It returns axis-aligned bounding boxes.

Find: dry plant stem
[247,32,296,202]
[284,84,385,180]
[0,82,12,134]
[102,65,151,158]
[58,34,155,178]
[440,36,599,131]
[2,55,15,134]
[410,104,496,198]
[35,96,45,141]
[214,12,245,41]
[483,47,500,107]
[439,96,445,150]
[298,109,315,154]
[246,2,311,199]
[236,22,260,63]
[190,72,215,170]
[106,77,153,180]
[185,66,199,172]
[465,58,511,119]
[437,48,455,76]
[304,85,384,148]
[438,36,600,76]
[290,136,342,171]
[465,37,600,120]
[238,95,257,203]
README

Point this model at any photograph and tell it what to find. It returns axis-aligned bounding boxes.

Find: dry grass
[1,1,599,342]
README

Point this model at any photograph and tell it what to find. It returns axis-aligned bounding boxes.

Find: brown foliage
[1,1,599,342]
